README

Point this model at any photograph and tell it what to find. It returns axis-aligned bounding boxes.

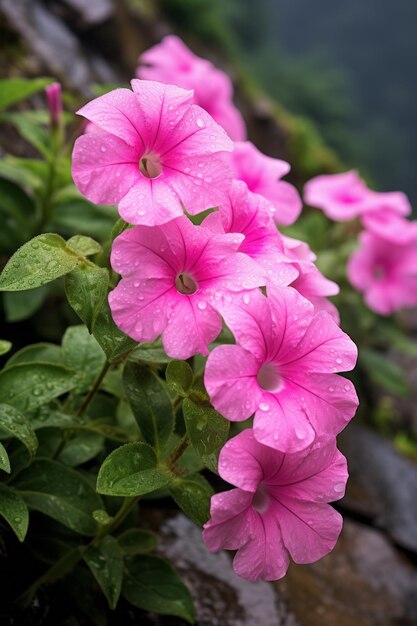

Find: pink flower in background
[283,235,340,323]
[347,231,417,315]
[137,35,246,141]
[45,82,62,127]
[202,180,298,286]
[304,170,372,221]
[203,429,347,581]
[72,80,233,226]
[230,141,302,226]
[109,216,263,359]
[360,192,416,244]
[205,286,358,452]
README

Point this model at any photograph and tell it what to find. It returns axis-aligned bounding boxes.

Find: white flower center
[175,273,198,295]
[257,362,282,393]
[252,483,271,513]
[139,153,162,179]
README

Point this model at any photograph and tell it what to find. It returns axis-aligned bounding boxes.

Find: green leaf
[93,300,136,363]
[0,157,45,194]
[0,363,77,411]
[117,528,157,555]
[0,111,51,158]
[123,362,174,456]
[6,342,62,367]
[0,234,79,291]
[361,348,410,396]
[0,442,10,473]
[66,566,109,626]
[0,485,29,541]
[83,536,123,609]
[0,403,38,457]
[62,325,106,393]
[111,218,130,241]
[128,342,171,364]
[122,555,194,623]
[67,235,102,257]
[13,459,102,535]
[52,200,117,240]
[166,361,194,396]
[0,340,12,356]
[0,177,35,243]
[59,431,104,466]
[65,265,109,332]
[182,398,230,464]
[169,474,213,526]
[4,287,48,322]
[96,443,172,497]
[0,77,52,110]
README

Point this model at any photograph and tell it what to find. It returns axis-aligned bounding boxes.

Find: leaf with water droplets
[67,235,102,257]
[4,286,48,322]
[0,403,38,457]
[122,555,194,624]
[58,430,105,467]
[12,459,102,535]
[62,325,106,393]
[0,340,12,356]
[83,535,123,610]
[182,398,229,469]
[128,342,171,364]
[169,474,213,526]
[117,528,157,555]
[0,234,79,291]
[96,443,173,497]
[5,342,62,368]
[123,362,174,457]
[93,299,136,363]
[166,360,193,397]
[0,485,29,541]
[0,442,10,473]
[0,363,78,412]
[65,264,109,333]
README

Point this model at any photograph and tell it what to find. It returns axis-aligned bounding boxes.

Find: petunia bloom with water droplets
[137,35,246,141]
[202,179,298,287]
[205,286,358,452]
[230,141,302,227]
[72,80,233,226]
[282,235,340,323]
[203,429,347,581]
[347,230,417,315]
[108,216,264,360]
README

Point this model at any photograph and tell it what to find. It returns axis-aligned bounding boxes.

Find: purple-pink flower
[203,429,347,581]
[45,82,62,128]
[347,231,417,315]
[202,180,298,286]
[304,170,372,221]
[109,216,264,359]
[230,141,302,226]
[205,286,358,452]
[283,235,340,322]
[137,35,246,141]
[72,80,233,226]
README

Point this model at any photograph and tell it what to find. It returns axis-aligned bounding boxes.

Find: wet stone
[339,423,417,553]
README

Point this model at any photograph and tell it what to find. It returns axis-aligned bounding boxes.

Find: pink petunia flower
[360,193,416,244]
[347,231,417,315]
[202,180,298,287]
[203,429,347,581]
[304,170,373,221]
[108,216,264,359]
[282,235,340,323]
[45,82,62,128]
[205,286,358,452]
[72,80,233,226]
[230,141,302,226]
[137,35,246,141]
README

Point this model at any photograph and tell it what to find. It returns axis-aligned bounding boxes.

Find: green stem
[77,360,111,417]
[92,496,139,546]
[168,434,189,468]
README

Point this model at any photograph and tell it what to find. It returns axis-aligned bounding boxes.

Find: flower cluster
[72,38,358,581]
[305,171,417,315]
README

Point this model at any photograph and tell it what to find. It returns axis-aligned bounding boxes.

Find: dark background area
[221,0,417,207]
